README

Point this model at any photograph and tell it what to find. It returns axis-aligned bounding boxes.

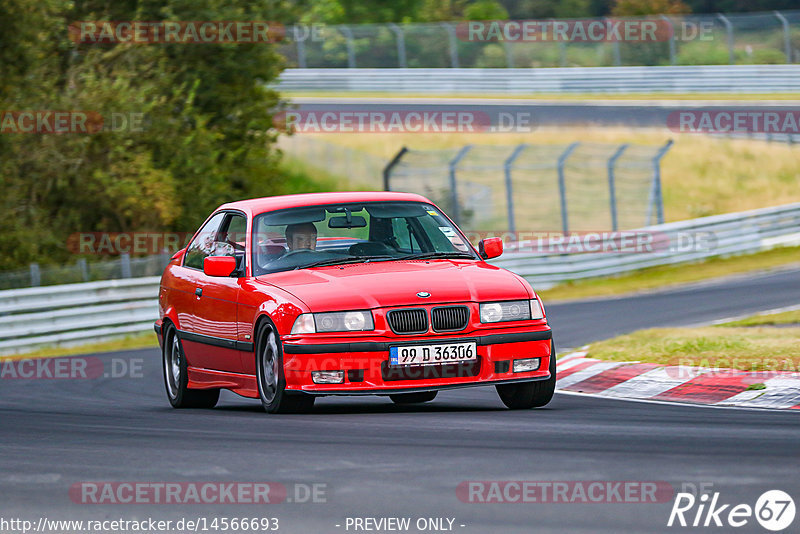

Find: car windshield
[251,201,477,275]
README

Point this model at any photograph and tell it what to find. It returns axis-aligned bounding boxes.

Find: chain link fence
[278,135,386,189]
[384,142,672,233]
[278,9,800,69]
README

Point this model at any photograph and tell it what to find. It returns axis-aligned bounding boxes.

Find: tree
[464,0,509,20]
[0,0,289,270]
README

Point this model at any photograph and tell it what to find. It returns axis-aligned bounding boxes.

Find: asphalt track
[2,267,799,533]
[289,96,800,129]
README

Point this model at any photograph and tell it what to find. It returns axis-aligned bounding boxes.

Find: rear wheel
[162,324,220,409]
[496,340,556,409]
[389,391,438,404]
[255,320,315,414]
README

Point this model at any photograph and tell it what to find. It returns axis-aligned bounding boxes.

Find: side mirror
[203,256,237,277]
[479,238,503,260]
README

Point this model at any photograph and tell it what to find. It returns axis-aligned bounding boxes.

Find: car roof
[217,191,434,217]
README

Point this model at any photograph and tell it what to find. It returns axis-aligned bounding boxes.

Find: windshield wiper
[297,256,395,269]
[396,251,475,261]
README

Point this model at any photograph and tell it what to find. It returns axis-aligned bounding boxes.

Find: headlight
[480,300,532,323]
[291,311,374,334]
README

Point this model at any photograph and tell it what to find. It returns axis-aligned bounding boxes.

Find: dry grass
[304,127,800,222]
[586,326,800,371]
[719,310,800,327]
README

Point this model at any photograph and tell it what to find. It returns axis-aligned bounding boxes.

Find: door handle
[195,287,203,297]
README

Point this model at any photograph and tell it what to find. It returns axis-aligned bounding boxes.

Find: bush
[473,43,508,68]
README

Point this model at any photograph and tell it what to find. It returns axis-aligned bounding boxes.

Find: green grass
[586,326,800,372]
[718,310,800,327]
[538,245,800,302]
[0,333,158,361]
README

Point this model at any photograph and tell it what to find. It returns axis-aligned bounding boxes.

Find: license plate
[389,342,477,367]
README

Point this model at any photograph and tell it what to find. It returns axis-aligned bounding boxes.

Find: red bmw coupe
[155,192,554,413]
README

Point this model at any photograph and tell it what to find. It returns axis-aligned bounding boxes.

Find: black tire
[255,320,315,414]
[162,324,220,409]
[389,391,438,404]
[496,340,556,409]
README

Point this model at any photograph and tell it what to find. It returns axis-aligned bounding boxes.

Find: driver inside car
[285,222,317,251]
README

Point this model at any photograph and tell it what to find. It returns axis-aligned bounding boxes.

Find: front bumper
[282,329,552,394]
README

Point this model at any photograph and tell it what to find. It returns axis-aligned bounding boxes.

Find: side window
[218,213,247,256]
[183,212,226,270]
[216,213,248,272]
[391,218,421,252]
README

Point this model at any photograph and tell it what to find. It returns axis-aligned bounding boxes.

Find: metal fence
[383,141,673,233]
[277,65,800,94]
[0,253,170,291]
[278,10,800,69]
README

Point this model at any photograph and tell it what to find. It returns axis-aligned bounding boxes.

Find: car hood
[255,260,531,311]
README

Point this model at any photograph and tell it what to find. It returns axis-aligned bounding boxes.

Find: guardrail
[492,202,800,288]
[1,202,798,355]
[277,65,800,94]
[0,277,160,355]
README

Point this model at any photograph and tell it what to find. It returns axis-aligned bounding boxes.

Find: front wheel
[162,324,220,409]
[496,340,556,409]
[255,320,315,414]
[390,391,437,404]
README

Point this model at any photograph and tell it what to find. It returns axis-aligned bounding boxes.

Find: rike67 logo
[668,490,795,531]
